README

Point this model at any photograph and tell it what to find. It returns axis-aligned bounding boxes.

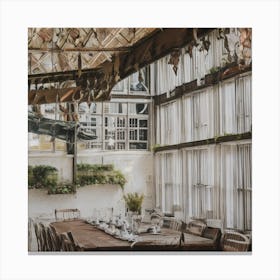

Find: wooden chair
[169,219,182,231]
[67,231,84,251]
[50,226,62,251]
[221,231,250,252]
[201,227,222,250]
[186,220,207,236]
[60,232,76,251]
[33,222,43,251]
[39,223,52,251]
[46,226,61,251]
[162,216,182,230]
[54,208,81,221]
[28,218,33,251]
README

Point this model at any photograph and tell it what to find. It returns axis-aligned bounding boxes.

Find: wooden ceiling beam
[28,28,215,101]
[28,46,131,52]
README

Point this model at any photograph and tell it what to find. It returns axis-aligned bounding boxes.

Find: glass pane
[129,69,147,92]
[116,129,125,140]
[139,129,147,140]
[105,129,115,140]
[129,118,138,127]
[136,103,149,114]
[129,129,138,140]
[106,102,127,114]
[116,142,126,150]
[129,143,147,150]
[85,141,102,150]
[117,117,126,127]
[105,142,115,150]
[112,80,125,91]
[128,103,149,115]
[139,120,148,127]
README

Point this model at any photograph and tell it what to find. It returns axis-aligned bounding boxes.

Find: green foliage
[209,66,221,74]
[28,165,35,187]
[76,163,126,189]
[123,192,144,214]
[77,163,114,172]
[151,144,161,152]
[48,184,76,194]
[29,165,58,189]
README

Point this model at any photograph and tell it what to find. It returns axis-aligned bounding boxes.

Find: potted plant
[123,192,144,233]
[123,192,144,214]
[205,66,221,85]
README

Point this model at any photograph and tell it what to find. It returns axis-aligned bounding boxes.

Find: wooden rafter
[28,28,215,102]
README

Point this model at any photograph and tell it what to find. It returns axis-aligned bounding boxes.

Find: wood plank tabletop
[50,219,216,251]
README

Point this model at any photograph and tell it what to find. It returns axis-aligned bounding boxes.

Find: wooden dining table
[50,219,217,251]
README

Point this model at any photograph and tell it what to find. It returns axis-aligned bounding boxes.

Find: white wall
[78,151,154,211]
[28,151,155,217]
[28,185,125,219]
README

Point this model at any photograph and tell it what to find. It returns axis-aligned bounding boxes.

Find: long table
[50,219,216,251]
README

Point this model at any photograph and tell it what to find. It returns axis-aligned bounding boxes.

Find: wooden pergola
[28,28,214,104]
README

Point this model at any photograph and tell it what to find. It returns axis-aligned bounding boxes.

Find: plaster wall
[28,151,154,217]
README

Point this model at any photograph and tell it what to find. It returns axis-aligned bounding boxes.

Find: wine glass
[151,213,161,233]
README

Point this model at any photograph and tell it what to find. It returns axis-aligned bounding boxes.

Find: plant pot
[205,71,221,85]
[183,79,197,92]
[221,65,240,79]
[174,86,183,95]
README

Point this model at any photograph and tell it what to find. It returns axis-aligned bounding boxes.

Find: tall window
[236,74,252,133]
[237,144,252,230]
[221,143,252,231]
[155,152,182,215]
[80,101,149,151]
[28,101,149,152]
[184,148,214,220]
[159,101,179,145]
[111,67,149,95]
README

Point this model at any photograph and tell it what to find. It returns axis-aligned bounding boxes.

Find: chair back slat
[34,222,43,251]
[222,231,250,251]
[60,233,76,251]
[55,208,81,221]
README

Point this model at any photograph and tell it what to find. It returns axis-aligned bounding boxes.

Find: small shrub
[30,165,58,189]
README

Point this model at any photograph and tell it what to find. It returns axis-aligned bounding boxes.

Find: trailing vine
[76,163,126,189]
[28,163,127,194]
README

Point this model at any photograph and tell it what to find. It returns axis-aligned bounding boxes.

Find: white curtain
[155,151,182,214]
[159,101,179,145]
[183,95,193,142]
[237,144,252,230]
[182,88,215,142]
[155,143,251,228]
[183,147,215,219]
[152,29,241,95]
[220,79,236,134]
[221,142,252,231]
[236,74,252,133]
